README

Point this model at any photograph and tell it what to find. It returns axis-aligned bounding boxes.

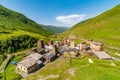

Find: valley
[0,2,120,80]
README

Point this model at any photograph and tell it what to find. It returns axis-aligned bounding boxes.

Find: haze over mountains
[41,25,68,34]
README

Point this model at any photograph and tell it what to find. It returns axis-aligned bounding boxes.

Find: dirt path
[0,54,14,73]
[105,45,120,51]
[38,74,59,80]
[68,68,77,77]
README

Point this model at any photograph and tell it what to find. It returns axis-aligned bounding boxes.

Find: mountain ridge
[62,4,120,51]
[0,4,50,36]
[41,24,68,34]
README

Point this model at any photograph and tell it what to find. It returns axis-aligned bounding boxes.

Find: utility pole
[70,52,72,66]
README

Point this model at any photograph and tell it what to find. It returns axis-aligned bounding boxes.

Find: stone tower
[69,35,76,48]
[63,37,67,45]
[48,40,54,45]
[52,44,57,55]
[37,39,44,49]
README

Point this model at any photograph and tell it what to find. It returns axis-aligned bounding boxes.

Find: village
[16,35,113,77]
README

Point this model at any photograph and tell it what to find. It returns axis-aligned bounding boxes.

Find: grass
[0,29,46,41]
[0,29,47,54]
[62,4,120,52]
[1,3,120,80]
[1,36,120,80]
[0,49,32,80]
[0,4,50,36]
[24,56,120,80]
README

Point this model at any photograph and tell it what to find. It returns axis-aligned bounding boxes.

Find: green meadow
[25,57,120,80]
[62,4,120,52]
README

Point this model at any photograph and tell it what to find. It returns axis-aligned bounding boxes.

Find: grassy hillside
[62,4,120,52]
[0,4,49,54]
[24,57,120,80]
[0,28,45,40]
[0,4,50,36]
[0,29,46,54]
[41,25,68,34]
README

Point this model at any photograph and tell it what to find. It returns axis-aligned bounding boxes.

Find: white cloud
[56,14,86,26]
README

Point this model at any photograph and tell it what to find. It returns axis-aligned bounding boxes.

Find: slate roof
[92,42,103,46]
[36,60,42,65]
[36,47,45,53]
[45,45,53,50]
[69,48,79,53]
[23,53,43,61]
[18,58,39,68]
[59,46,69,53]
[25,51,36,55]
[93,51,112,60]
[60,45,79,54]
[18,53,43,68]
[43,52,55,59]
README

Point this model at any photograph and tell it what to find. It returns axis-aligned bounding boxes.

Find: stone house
[79,40,104,52]
[69,48,79,57]
[17,53,43,74]
[36,47,45,54]
[90,42,104,51]
[79,42,87,51]
[24,50,36,55]
[17,58,42,74]
[23,53,43,61]
[43,43,57,63]
[93,51,112,60]
[27,47,45,55]
[45,44,57,55]
[43,52,56,63]
[86,39,93,45]
[79,40,106,58]
[78,40,112,60]
[59,45,70,57]
[59,45,79,57]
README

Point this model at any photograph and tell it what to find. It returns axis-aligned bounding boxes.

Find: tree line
[0,35,38,54]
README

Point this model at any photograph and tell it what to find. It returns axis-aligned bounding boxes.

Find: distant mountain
[0,4,50,36]
[63,4,120,51]
[41,25,68,34]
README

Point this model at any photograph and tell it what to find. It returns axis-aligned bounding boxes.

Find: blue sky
[0,0,120,27]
